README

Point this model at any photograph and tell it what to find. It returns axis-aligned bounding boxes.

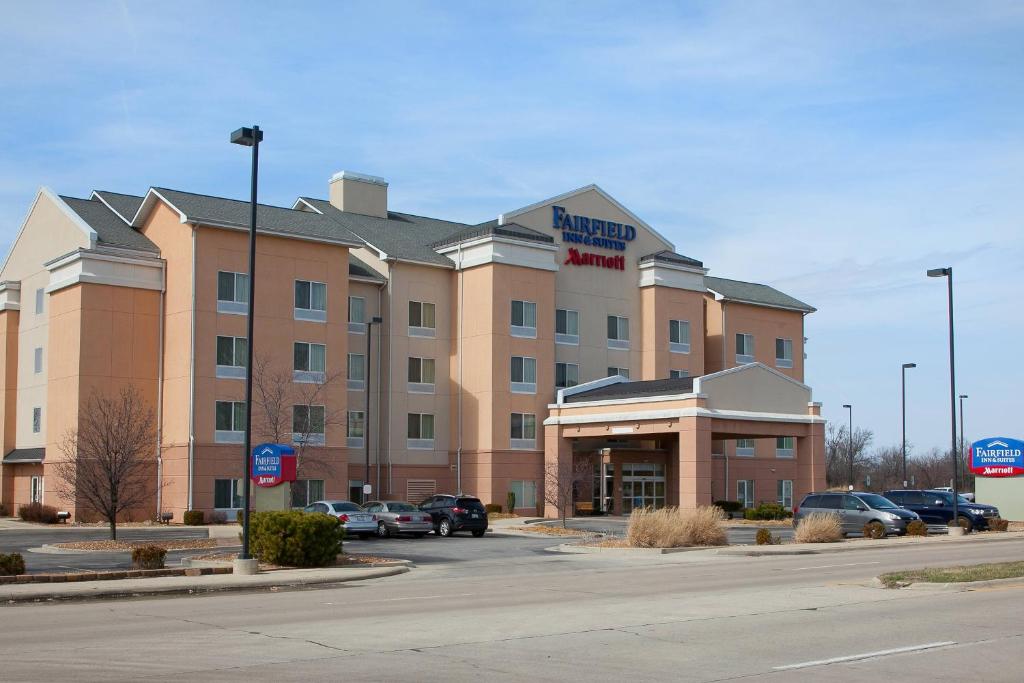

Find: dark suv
[883,489,1000,532]
[419,494,488,537]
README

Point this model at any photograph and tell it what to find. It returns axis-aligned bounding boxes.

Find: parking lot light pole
[842,404,853,488]
[901,363,916,486]
[959,394,968,486]
[927,266,958,523]
[364,316,383,503]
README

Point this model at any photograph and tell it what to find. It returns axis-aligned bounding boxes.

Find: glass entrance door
[621,463,666,514]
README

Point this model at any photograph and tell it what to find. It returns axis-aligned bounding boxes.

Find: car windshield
[931,492,972,506]
[387,502,417,512]
[856,494,898,510]
[332,502,362,512]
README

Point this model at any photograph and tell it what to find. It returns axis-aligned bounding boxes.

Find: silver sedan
[363,500,434,538]
[303,500,378,539]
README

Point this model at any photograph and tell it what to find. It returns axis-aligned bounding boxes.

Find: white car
[303,500,378,539]
[933,486,975,502]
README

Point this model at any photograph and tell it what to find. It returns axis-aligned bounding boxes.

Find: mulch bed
[190,552,397,569]
[512,525,598,537]
[53,539,219,552]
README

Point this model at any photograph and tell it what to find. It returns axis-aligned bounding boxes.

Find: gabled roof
[564,376,696,403]
[349,253,385,281]
[705,275,815,313]
[3,447,44,463]
[133,189,362,247]
[430,221,554,250]
[639,250,704,269]
[60,196,159,253]
[92,190,144,225]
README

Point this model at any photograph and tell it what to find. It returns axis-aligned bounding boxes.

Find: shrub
[18,502,58,524]
[989,518,1009,532]
[183,510,205,526]
[743,509,757,521]
[713,500,743,513]
[506,490,516,514]
[793,512,843,543]
[209,510,228,524]
[626,506,727,548]
[755,528,779,545]
[906,520,928,536]
[484,503,504,514]
[0,552,26,575]
[0,503,8,517]
[250,510,344,567]
[863,521,886,539]
[744,503,792,520]
[131,545,166,570]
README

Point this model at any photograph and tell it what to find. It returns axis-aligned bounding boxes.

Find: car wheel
[471,529,485,538]
[438,518,453,537]
[357,533,371,540]
[376,522,391,538]
[957,515,973,533]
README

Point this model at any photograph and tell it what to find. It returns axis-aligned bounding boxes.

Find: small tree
[53,386,157,540]
[542,457,593,528]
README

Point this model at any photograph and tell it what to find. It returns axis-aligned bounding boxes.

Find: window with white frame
[607,367,630,379]
[35,288,44,315]
[216,336,247,379]
[408,301,436,337]
[555,362,579,389]
[407,413,435,449]
[776,436,795,458]
[508,480,537,510]
[348,296,366,333]
[669,319,691,353]
[775,338,793,368]
[347,410,365,448]
[669,369,689,379]
[408,357,436,393]
[607,315,629,349]
[777,480,794,509]
[736,438,755,457]
[33,347,42,374]
[736,333,754,364]
[510,356,537,393]
[737,479,755,508]
[293,405,326,445]
[215,401,245,443]
[555,309,579,345]
[291,479,325,507]
[510,300,537,338]
[214,478,244,509]
[31,407,41,434]
[294,280,327,322]
[293,342,326,383]
[347,352,365,390]
[510,413,537,449]
[217,271,249,314]
[30,475,43,503]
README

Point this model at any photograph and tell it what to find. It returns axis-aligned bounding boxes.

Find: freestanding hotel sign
[251,443,297,487]
[969,437,1024,477]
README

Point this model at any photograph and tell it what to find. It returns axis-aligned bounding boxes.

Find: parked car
[419,494,488,537]
[303,500,378,539]
[363,500,433,538]
[883,489,999,532]
[793,491,919,536]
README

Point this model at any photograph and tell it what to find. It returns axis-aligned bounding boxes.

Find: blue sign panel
[251,443,296,487]
[970,437,1024,478]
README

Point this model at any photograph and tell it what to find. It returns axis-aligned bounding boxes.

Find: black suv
[419,494,488,537]
[883,489,1000,532]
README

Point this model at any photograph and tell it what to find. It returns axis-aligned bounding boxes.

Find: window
[508,480,537,510]
[736,438,755,457]
[293,342,326,383]
[555,362,579,389]
[736,333,754,364]
[33,347,43,374]
[737,479,755,508]
[776,436,795,458]
[669,369,688,379]
[669,320,691,353]
[607,315,629,349]
[510,300,537,338]
[407,413,435,449]
[293,405,326,445]
[216,336,247,379]
[215,401,245,443]
[408,300,436,337]
[291,479,325,508]
[408,357,436,392]
[294,280,327,322]
[555,309,579,345]
[30,475,42,503]
[777,480,793,509]
[214,479,244,509]
[347,352,365,390]
[510,356,537,393]
[347,410,365,448]
[607,367,630,379]
[35,288,44,315]
[347,296,367,333]
[217,271,249,315]
[775,338,793,368]
[510,413,537,449]
[31,407,41,434]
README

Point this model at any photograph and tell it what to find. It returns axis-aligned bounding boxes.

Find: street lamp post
[364,316,383,503]
[230,125,263,561]
[959,394,968,488]
[901,363,916,486]
[927,267,958,524]
[842,404,853,488]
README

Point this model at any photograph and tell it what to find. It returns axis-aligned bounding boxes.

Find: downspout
[187,226,197,510]
[456,243,463,495]
[386,259,395,494]
[721,301,728,501]
[375,279,386,496]
[155,281,166,518]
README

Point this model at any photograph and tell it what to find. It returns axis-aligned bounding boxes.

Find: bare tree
[53,386,157,540]
[825,423,874,488]
[543,457,593,528]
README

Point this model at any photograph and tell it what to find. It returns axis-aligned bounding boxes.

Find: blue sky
[1,1,1021,453]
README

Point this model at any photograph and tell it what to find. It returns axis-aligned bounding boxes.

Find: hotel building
[0,172,825,521]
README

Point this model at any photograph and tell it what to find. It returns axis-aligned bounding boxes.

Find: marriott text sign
[970,437,1024,477]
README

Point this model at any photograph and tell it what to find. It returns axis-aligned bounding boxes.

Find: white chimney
[328,171,388,218]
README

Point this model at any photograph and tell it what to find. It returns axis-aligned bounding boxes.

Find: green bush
[755,528,779,545]
[484,503,504,514]
[183,510,205,526]
[989,518,1009,532]
[713,500,743,513]
[0,552,26,575]
[906,520,928,536]
[863,521,886,539]
[506,490,516,514]
[131,545,166,569]
[18,502,58,524]
[250,510,344,567]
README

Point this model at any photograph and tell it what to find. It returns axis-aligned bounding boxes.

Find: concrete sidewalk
[717,530,1024,555]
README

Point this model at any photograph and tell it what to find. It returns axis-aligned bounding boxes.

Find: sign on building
[251,443,297,487]
[969,437,1024,477]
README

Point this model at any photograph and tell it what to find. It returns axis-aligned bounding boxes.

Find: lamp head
[927,267,951,278]
[842,404,851,409]
[230,126,263,147]
[959,394,968,399]
[902,362,916,369]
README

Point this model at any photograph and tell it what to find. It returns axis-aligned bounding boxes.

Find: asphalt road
[2,530,1023,681]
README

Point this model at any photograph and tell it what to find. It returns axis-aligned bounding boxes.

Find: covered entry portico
[543,364,826,516]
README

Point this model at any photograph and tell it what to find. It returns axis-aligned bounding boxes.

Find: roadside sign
[252,443,297,487]
[969,437,1024,477]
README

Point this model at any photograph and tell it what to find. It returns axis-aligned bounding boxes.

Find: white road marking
[773,641,957,670]
[789,561,881,571]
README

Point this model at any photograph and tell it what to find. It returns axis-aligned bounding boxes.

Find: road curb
[548,543,713,555]
[717,532,1024,556]
[871,575,1024,592]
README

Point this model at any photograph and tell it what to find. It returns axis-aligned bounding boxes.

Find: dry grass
[53,539,218,552]
[880,560,1024,588]
[514,525,592,537]
[793,512,843,543]
[626,506,727,548]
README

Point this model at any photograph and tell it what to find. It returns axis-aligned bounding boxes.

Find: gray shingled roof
[60,196,160,253]
[349,253,384,281]
[301,198,473,267]
[565,377,696,403]
[93,190,144,224]
[705,276,815,313]
[640,249,704,269]
[430,221,554,249]
[3,447,44,463]
[146,189,362,246]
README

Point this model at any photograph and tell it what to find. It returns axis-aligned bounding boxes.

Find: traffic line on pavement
[773,641,957,670]
[789,561,881,571]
